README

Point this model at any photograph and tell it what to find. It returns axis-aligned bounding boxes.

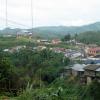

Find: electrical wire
[0,17,30,28]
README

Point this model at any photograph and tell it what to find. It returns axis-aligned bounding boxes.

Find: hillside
[0,22,100,38]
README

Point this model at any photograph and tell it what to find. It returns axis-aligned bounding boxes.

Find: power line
[0,17,30,28]
[5,0,8,27]
[2,0,31,29]
[1,0,34,29]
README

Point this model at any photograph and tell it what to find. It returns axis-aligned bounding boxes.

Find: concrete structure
[71,64,86,77]
[59,67,71,78]
[61,64,100,84]
[52,39,61,44]
[84,64,100,84]
[53,48,65,53]
[28,33,32,39]
[88,47,100,57]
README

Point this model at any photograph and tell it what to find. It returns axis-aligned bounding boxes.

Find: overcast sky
[0,0,100,29]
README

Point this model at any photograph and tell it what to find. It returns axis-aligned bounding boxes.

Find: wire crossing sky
[0,0,100,29]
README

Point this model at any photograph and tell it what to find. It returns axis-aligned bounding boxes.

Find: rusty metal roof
[84,64,100,71]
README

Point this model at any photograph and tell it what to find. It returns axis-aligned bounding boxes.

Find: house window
[78,71,84,76]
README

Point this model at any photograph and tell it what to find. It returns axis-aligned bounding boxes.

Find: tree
[0,57,15,92]
[89,80,100,100]
[74,33,78,41]
[63,34,71,41]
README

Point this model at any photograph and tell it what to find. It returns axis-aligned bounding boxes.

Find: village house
[64,49,83,59]
[52,39,61,44]
[40,39,49,42]
[59,63,100,84]
[87,47,100,57]
[16,30,27,39]
[66,39,76,44]
[16,33,22,39]
[70,64,100,84]
[28,32,32,39]
[3,49,9,52]
[36,39,41,43]
[59,67,71,78]
[59,64,87,83]
[71,64,86,77]
[52,47,66,53]
[9,45,26,53]
[84,64,100,84]
[36,39,51,44]
[16,30,32,39]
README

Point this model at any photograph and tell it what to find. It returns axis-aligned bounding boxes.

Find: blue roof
[84,60,100,64]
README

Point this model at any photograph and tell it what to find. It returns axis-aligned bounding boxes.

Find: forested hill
[0,22,100,38]
[77,31,100,45]
[29,22,100,35]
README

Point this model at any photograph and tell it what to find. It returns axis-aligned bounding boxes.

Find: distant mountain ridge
[0,22,100,38]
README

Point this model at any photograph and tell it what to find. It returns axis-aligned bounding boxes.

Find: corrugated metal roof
[84,65,100,71]
[71,64,86,71]
[96,68,100,71]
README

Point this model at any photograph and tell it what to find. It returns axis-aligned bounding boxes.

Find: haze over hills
[0,22,100,38]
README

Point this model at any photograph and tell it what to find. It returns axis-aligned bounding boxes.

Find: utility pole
[30,0,34,39]
[31,0,33,31]
[5,0,8,28]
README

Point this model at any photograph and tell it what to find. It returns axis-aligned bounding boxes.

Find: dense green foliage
[17,78,97,100]
[62,34,71,41]
[77,31,100,45]
[89,80,100,100]
[0,36,100,99]
[0,48,70,96]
